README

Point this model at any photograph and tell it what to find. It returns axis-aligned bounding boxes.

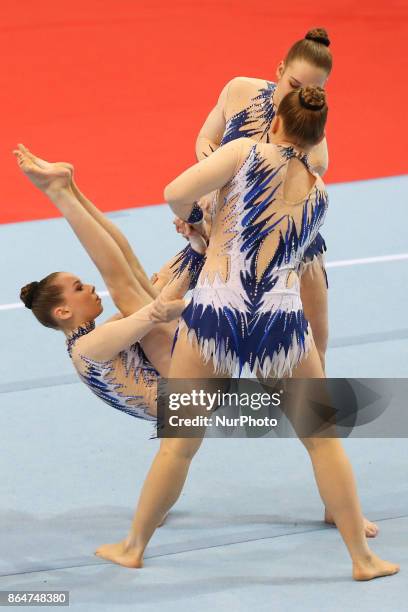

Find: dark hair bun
[299,86,326,111]
[305,28,330,47]
[20,281,39,309]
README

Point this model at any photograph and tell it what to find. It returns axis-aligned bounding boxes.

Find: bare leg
[299,262,379,537]
[290,344,399,580]
[94,328,225,567]
[17,144,157,299]
[95,436,203,568]
[300,260,328,372]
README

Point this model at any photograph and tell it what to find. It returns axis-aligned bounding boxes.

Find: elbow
[164,182,176,207]
[163,183,173,206]
[164,182,187,211]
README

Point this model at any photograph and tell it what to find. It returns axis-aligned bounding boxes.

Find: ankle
[352,550,374,565]
[124,536,144,555]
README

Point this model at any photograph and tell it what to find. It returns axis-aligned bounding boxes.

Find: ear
[54,305,72,322]
[276,61,285,81]
[270,115,280,134]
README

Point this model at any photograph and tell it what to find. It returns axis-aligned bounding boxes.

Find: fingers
[174,216,192,240]
[149,296,185,323]
[149,295,166,322]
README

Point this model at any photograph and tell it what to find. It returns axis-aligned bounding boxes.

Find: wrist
[186,202,204,225]
[46,183,74,202]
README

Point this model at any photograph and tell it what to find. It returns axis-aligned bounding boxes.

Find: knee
[300,436,337,455]
[160,438,202,462]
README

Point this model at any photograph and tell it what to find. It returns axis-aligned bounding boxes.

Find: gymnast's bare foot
[16,144,74,175]
[14,148,71,195]
[353,552,400,581]
[95,540,143,569]
[325,508,379,538]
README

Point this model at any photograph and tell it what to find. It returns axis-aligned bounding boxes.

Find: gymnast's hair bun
[305,28,330,47]
[299,86,326,111]
[20,281,39,309]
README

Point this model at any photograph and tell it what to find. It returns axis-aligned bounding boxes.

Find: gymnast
[196,27,332,373]
[164,87,399,580]
[193,26,381,538]
[15,144,207,568]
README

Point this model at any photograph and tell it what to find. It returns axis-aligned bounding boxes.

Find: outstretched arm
[75,295,186,361]
[165,138,246,220]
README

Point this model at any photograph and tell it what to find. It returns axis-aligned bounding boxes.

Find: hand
[174,213,210,242]
[173,217,192,240]
[149,295,186,323]
[173,216,207,254]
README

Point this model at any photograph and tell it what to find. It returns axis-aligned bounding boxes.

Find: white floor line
[2,252,407,312]
[326,253,408,268]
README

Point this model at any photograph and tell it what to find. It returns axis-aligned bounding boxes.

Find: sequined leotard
[67,321,159,423]
[180,141,328,377]
[66,245,206,428]
[217,78,327,272]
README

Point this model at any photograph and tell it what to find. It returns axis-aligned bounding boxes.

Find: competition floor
[1,175,408,611]
[1,1,408,610]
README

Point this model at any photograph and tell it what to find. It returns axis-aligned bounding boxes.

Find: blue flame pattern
[181,144,328,377]
[68,330,158,424]
[170,245,206,290]
[221,81,277,145]
[220,79,326,271]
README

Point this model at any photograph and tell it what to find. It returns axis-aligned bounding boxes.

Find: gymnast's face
[274,59,328,107]
[53,272,103,326]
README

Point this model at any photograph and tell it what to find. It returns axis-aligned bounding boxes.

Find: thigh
[300,261,328,365]
[168,324,224,379]
[291,339,325,379]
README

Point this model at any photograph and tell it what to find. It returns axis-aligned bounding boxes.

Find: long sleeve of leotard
[73,297,186,362]
[165,138,247,219]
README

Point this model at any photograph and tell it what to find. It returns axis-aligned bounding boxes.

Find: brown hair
[20,272,64,330]
[277,86,328,148]
[284,28,332,75]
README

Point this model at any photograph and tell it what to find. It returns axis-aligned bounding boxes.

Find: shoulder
[226,76,270,97]
[68,322,103,361]
[221,136,255,158]
[223,77,273,119]
[257,142,282,164]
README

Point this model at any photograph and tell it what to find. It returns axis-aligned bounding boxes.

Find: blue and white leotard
[220,79,327,273]
[180,142,328,378]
